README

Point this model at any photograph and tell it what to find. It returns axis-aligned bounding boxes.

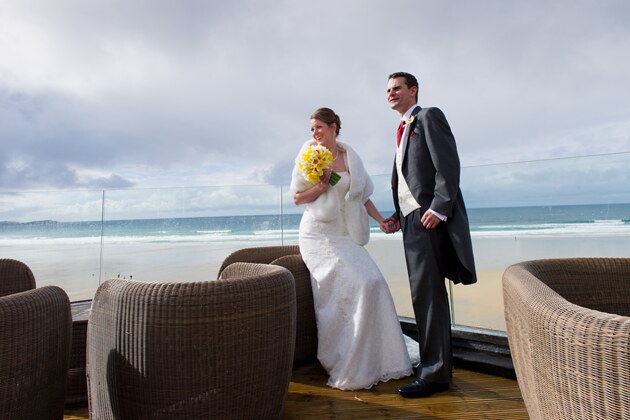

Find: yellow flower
[298,144,341,185]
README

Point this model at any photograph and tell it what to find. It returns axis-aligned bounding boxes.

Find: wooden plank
[283,364,528,419]
[64,364,529,419]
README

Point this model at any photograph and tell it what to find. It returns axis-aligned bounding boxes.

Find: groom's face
[387,77,417,115]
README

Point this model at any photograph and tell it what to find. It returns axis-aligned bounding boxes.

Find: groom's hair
[388,72,418,102]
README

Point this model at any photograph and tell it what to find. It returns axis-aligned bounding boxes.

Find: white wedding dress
[298,170,413,390]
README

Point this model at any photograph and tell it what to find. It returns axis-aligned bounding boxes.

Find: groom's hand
[421,211,441,230]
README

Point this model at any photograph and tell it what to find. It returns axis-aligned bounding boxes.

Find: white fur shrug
[290,140,374,246]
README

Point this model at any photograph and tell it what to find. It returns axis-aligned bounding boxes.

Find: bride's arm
[364,198,398,233]
[293,168,332,205]
[364,199,385,223]
[294,182,327,205]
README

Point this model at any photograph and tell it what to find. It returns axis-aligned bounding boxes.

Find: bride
[291,107,413,390]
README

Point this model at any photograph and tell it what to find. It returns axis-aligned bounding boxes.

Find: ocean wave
[0,231,300,246]
[472,219,630,238]
[195,229,232,234]
[1,219,628,246]
[0,236,104,246]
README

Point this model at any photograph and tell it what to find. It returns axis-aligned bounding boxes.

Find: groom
[383,72,477,398]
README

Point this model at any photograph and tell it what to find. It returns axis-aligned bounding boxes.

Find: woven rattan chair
[218,245,317,366]
[0,258,36,297]
[0,286,72,420]
[66,301,91,407]
[503,258,630,420]
[217,245,300,273]
[87,263,296,420]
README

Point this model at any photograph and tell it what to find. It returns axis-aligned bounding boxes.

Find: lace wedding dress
[299,171,413,390]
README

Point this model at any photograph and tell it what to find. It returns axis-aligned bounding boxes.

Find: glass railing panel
[366,174,415,318]
[280,184,302,246]
[99,185,285,286]
[454,152,630,332]
[0,189,104,301]
[3,152,627,336]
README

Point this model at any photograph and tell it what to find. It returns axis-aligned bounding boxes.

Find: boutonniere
[407,115,417,138]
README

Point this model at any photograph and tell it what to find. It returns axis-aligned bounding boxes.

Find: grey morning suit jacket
[391,106,477,285]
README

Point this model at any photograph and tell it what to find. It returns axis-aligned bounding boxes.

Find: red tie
[396,120,406,147]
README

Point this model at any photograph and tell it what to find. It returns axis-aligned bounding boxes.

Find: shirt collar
[401,104,418,122]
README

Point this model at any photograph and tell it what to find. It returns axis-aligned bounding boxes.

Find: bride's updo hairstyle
[311,107,341,136]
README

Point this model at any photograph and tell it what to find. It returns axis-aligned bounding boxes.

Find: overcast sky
[1,0,630,193]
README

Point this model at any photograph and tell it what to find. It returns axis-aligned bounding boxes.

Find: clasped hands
[380,217,400,234]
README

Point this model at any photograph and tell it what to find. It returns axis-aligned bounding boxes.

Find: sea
[2,202,628,330]
[2,203,629,246]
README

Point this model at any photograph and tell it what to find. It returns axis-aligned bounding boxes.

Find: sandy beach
[5,233,629,332]
[366,238,507,330]
[367,234,630,331]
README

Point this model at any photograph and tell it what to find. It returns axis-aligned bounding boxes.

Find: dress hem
[326,368,414,391]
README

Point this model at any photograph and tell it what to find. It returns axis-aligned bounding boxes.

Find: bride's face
[310,118,336,146]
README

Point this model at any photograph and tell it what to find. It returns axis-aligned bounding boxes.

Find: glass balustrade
[0,189,104,301]
[1,153,629,333]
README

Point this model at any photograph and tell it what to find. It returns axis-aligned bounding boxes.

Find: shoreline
[3,234,629,332]
[366,234,630,331]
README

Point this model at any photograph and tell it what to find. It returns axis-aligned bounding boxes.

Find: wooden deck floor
[283,363,528,419]
[64,363,528,419]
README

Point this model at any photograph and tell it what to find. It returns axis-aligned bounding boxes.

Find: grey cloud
[461,152,630,208]
[258,160,295,186]
[78,174,135,189]
[1,0,629,191]
[0,155,135,190]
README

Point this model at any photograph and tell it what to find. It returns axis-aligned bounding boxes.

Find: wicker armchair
[217,245,300,273]
[0,258,36,297]
[0,286,72,420]
[87,263,296,420]
[218,245,317,366]
[503,258,630,420]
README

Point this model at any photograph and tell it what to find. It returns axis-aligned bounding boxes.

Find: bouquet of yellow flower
[298,144,341,186]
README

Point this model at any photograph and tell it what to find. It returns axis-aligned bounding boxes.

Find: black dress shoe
[398,378,449,398]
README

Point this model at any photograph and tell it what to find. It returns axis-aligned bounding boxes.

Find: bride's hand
[320,167,332,185]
